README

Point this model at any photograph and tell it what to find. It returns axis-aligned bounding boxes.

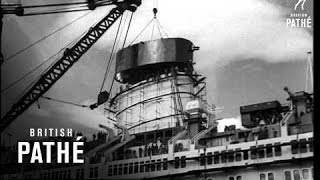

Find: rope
[99,14,124,93]
[3,11,91,64]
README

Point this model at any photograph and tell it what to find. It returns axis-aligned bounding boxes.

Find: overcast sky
[1,0,313,143]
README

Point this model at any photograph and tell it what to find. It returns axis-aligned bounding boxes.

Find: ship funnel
[115,38,196,84]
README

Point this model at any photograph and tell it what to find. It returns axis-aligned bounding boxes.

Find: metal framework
[0,0,142,132]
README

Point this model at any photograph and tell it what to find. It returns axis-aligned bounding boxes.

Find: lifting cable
[129,0,168,45]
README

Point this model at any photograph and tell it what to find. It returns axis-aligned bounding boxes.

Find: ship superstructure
[0,38,314,180]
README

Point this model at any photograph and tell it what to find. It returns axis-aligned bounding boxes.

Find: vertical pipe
[308,51,313,91]
[0,0,3,149]
[305,56,309,92]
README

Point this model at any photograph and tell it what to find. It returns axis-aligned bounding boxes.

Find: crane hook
[153,8,157,18]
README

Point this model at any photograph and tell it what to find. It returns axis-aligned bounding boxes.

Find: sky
[0,0,313,144]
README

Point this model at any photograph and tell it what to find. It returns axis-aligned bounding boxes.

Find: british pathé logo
[294,0,307,10]
[286,0,312,28]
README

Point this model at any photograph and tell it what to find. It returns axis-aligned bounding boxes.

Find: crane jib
[0,0,142,132]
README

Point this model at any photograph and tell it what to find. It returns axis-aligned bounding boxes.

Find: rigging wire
[1,19,92,114]
[99,14,124,93]
[40,96,89,108]
[151,18,155,40]
[1,52,57,93]
[108,12,134,93]
[3,11,91,64]
[2,1,112,9]
[129,18,153,45]
[155,19,169,37]
[1,5,122,114]
[1,12,92,93]
[155,19,163,38]
[129,4,168,45]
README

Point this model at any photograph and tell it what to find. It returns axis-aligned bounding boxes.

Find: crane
[0,0,142,132]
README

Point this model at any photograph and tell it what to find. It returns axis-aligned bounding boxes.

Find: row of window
[284,168,313,180]
[206,169,313,180]
[37,167,99,180]
[291,138,313,154]
[200,138,313,166]
[228,175,242,180]
[199,144,281,166]
[39,170,71,180]
[259,172,274,180]
[108,158,173,176]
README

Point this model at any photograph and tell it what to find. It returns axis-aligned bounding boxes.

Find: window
[124,163,128,174]
[80,169,84,179]
[260,173,266,180]
[268,172,274,180]
[52,171,56,180]
[258,145,265,158]
[250,146,257,159]
[266,144,273,157]
[291,140,299,154]
[236,176,242,180]
[235,148,241,162]
[151,160,155,171]
[214,151,220,164]
[221,151,227,163]
[134,162,139,173]
[94,167,98,178]
[228,150,234,162]
[67,170,71,179]
[207,152,213,165]
[285,171,292,180]
[302,169,309,179]
[243,150,249,160]
[293,170,300,180]
[163,158,168,170]
[113,165,118,176]
[89,168,94,178]
[275,142,282,156]
[145,161,150,172]
[156,160,161,171]
[118,164,123,175]
[175,157,180,168]
[300,139,307,153]
[140,162,144,173]
[308,138,313,152]
[181,156,186,168]
[229,177,235,180]
[59,171,63,180]
[129,163,134,174]
[200,153,205,166]
[108,166,112,176]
